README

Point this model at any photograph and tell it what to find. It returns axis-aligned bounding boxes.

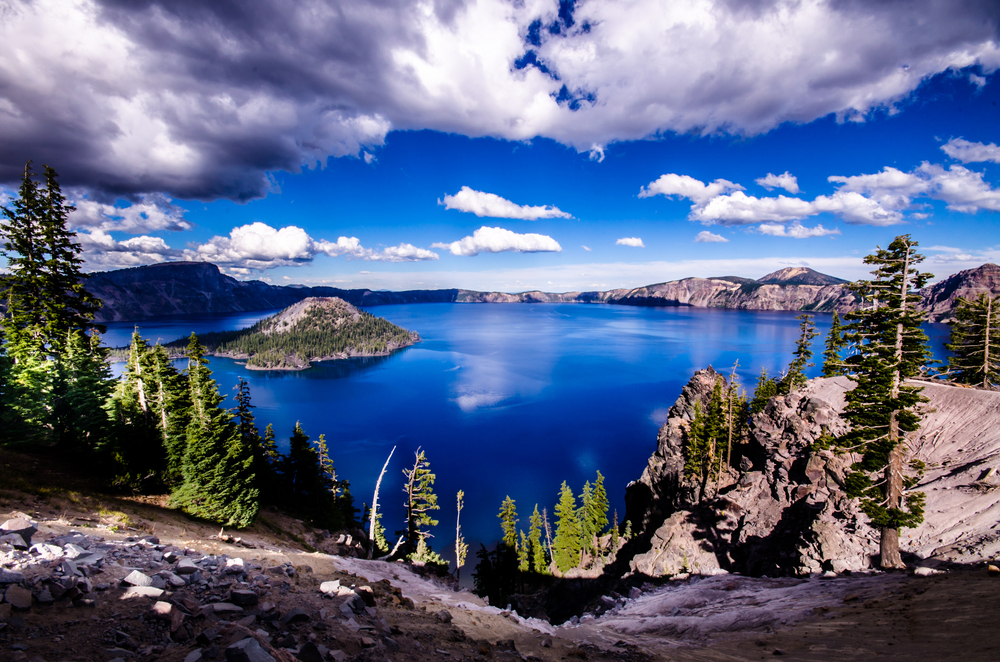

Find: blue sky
[2,0,999,291]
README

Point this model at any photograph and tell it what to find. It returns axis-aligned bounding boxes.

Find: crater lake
[104,303,951,563]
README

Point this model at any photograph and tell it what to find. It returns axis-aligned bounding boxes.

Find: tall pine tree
[171,334,258,528]
[840,235,931,569]
[821,311,848,377]
[552,481,581,573]
[781,314,818,392]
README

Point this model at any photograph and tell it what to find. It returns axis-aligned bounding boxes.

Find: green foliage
[166,302,415,369]
[682,378,729,501]
[402,448,440,557]
[410,537,447,566]
[552,481,581,573]
[517,531,529,572]
[749,368,779,415]
[170,334,259,528]
[946,293,999,388]
[839,235,931,563]
[528,505,547,574]
[0,163,106,447]
[498,495,518,548]
[821,311,848,377]
[578,471,609,555]
[781,314,818,392]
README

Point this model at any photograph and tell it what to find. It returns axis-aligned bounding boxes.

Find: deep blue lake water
[104,304,951,563]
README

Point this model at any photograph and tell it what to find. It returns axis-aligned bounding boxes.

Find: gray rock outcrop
[625,372,875,577]
[624,369,1000,578]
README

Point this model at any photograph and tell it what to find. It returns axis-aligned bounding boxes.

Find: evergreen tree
[749,368,778,415]
[577,481,594,555]
[147,344,191,487]
[37,165,102,348]
[105,331,163,486]
[528,505,547,574]
[498,495,518,548]
[946,293,999,388]
[279,422,338,527]
[55,330,114,455]
[840,235,931,569]
[517,531,529,572]
[256,423,281,504]
[1,161,47,357]
[821,311,848,377]
[552,481,582,573]
[401,448,440,557]
[171,334,258,527]
[781,314,818,392]
[589,471,609,550]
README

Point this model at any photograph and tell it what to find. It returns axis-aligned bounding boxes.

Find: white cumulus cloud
[639,174,743,205]
[432,226,562,256]
[70,194,193,233]
[694,230,728,243]
[616,237,645,248]
[77,229,180,270]
[757,223,840,239]
[941,138,1000,164]
[756,172,800,194]
[440,186,572,220]
[179,222,438,270]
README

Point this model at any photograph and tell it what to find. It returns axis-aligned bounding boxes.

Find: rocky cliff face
[78,261,1000,322]
[918,263,1000,322]
[623,370,1000,578]
[85,262,460,322]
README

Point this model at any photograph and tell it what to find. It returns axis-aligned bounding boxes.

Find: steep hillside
[757,266,849,286]
[918,263,1000,322]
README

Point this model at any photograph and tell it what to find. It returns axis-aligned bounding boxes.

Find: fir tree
[528,505,546,574]
[1,161,47,358]
[821,311,848,377]
[589,471,609,549]
[147,344,191,487]
[53,330,114,454]
[577,481,594,555]
[105,331,163,486]
[171,334,258,527]
[517,531,530,572]
[256,423,281,504]
[781,314,818,392]
[401,448,440,557]
[946,293,999,388]
[840,235,931,569]
[498,495,518,548]
[749,368,778,415]
[552,481,582,573]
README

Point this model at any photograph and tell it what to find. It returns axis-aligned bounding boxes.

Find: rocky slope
[918,263,1000,322]
[623,369,1000,578]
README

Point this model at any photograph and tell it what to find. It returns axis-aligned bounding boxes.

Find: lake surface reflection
[104,303,951,561]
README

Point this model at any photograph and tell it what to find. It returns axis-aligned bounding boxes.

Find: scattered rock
[4,585,32,610]
[435,610,452,623]
[319,580,341,595]
[122,586,165,599]
[0,518,37,546]
[988,565,999,577]
[914,567,942,577]
[225,637,275,662]
[295,641,324,662]
[123,570,153,587]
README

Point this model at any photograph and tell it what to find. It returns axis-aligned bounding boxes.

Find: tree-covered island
[162,296,419,370]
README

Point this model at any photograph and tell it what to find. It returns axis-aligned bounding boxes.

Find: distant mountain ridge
[80,261,1000,323]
